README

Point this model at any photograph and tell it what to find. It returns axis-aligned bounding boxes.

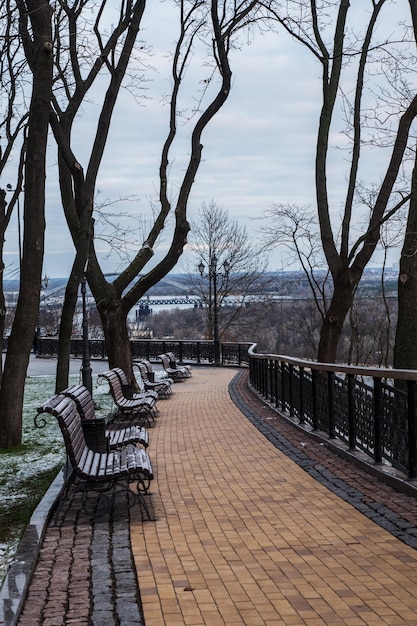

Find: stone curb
[0,471,64,626]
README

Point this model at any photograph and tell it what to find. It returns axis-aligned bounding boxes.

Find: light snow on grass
[0,373,115,587]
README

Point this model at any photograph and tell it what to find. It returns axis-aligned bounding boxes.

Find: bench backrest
[159,354,172,370]
[141,360,154,374]
[46,395,89,469]
[112,367,129,386]
[135,362,149,381]
[62,384,95,421]
[166,352,178,368]
[99,370,125,403]
[138,360,157,382]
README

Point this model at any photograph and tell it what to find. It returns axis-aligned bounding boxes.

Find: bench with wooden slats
[37,395,153,519]
[141,359,175,385]
[98,370,157,427]
[37,386,149,451]
[166,352,192,377]
[133,361,173,398]
[63,384,149,450]
[111,367,159,403]
[158,354,187,381]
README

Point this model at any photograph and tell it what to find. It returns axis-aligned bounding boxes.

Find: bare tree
[394,143,417,370]
[266,0,417,363]
[0,1,30,380]
[49,0,148,391]
[393,3,417,371]
[0,0,53,448]
[261,203,330,322]
[51,0,270,388]
[186,200,269,340]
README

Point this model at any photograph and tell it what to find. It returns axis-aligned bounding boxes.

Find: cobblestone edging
[15,487,144,626]
[229,370,417,551]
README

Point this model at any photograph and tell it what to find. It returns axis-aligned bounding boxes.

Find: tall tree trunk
[55,270,79,392]
[393,151,417,370]
[0,0,52,448]
[55,205,93,392]
[98,299,133,382]
[317,269,359,363]
[0,190,6,382]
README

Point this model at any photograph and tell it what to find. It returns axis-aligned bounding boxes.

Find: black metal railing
[248,345,417,480]
[35,336,417,479]
[36,337,252,367]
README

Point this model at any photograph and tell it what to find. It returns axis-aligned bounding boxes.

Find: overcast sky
[3,0,411,279]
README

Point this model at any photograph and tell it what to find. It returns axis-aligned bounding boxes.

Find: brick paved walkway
[8,366,417,625]
[131,367,417,625]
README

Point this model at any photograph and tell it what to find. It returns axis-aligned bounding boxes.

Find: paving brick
[130,368,417,625]
[14,367,417,625]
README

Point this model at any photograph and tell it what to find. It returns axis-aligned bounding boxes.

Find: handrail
[248,343,417,381]
[248,344,417,480]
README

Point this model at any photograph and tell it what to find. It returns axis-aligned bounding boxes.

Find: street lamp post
[198,255,230,365]
[81,274,92,395]
[35,275,49,355]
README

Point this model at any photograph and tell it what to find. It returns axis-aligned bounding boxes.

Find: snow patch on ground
[0,373,114,586]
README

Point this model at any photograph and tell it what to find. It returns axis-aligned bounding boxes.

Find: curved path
[131,367,417,625]
[9,365,417,625]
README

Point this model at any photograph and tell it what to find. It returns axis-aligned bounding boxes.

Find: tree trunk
[97,298,133,383]
[55,207,93,392]
[0,190,7,382]
[55,271,80,392]
[393,154,417,370]
[317,270,358,363]
[0,0,52,448]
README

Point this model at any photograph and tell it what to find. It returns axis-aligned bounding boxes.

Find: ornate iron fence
[36,337,252,367]
[248,345,417,479]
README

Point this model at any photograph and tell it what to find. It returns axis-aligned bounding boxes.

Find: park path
[131,367,417,625]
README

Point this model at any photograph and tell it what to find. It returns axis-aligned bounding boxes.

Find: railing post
[274,359,279,408]
[262,359,268,397]
[265,359,270,401]
[255,357,261,393]
[178,341,183,363]
[373,377,383,464]
[312,369,318,430]
[289,364,294,417]
[407,380,417,479]
[327,371,336,438]
[280,360,286,412]
[299,367,304,424]
[347,374,356,450]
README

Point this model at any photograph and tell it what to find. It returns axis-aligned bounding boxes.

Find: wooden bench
[166,351,192,377]
[38,384,150,451]
[158,354,187,382]
[35,395,154,520]
[112,367,158,403]
[98,370,157,427]
[133,361,173,398]
[141,359,174,385]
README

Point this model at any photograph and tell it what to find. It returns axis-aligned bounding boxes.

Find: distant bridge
[136,297,202,307]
